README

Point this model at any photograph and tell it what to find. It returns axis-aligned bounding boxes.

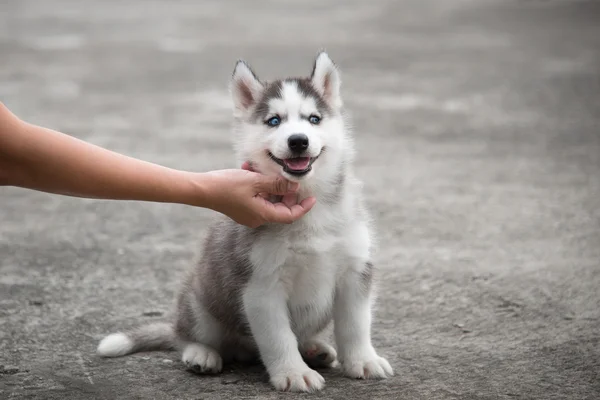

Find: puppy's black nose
[288,134,309,154]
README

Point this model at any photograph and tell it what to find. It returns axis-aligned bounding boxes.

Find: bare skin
[0,102,316,228]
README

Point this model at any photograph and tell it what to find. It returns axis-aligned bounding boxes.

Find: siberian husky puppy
[97,51,393,392]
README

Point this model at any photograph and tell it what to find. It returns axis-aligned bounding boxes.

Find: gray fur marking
[127,322,175,352]
[176,218,258,340]
[252,80,283,121]
[251,78,331,122]
[291,78,332,116]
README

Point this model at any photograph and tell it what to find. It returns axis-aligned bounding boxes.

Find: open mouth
[267,151,321,177]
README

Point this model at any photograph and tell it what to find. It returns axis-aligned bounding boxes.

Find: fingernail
[287,182,299,191]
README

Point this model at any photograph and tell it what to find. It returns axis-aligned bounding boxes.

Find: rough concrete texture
[1,0,600,399]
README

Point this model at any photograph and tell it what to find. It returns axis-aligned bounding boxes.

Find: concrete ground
[1,0,599,399]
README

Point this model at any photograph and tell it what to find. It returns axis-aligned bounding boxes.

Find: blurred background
[1,0,599,399]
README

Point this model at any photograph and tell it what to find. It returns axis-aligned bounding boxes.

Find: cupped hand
[197,163,316,228]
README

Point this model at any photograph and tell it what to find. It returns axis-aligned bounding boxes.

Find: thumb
[253,174,298,195]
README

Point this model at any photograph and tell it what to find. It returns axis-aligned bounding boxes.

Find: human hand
[195,164,316,228]
[240,161,299,206]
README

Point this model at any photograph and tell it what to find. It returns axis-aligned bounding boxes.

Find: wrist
[177,171,215,210]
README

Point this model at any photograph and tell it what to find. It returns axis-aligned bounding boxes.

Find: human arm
[0,102,315,227]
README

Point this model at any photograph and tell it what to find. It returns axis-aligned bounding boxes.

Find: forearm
[0,103,205,206]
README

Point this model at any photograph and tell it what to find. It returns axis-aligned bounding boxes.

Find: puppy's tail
[97,322,175,357]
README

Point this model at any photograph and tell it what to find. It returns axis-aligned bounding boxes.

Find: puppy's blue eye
[309,115,321,125]
[266,116,281,127]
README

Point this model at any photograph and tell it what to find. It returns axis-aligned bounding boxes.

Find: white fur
[311,52,343,109]
[181,342,223,374]
[97,333,134,357]
[334,251,394,379]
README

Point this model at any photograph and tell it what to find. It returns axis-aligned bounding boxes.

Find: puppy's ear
[310,51,342,109]
[231,60,264,112]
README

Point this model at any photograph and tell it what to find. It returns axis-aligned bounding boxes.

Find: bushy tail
[97,322,175,357]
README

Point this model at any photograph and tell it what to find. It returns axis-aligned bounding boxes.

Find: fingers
[282,196,317,222]
[296,196,317,216]
[257,192,270,200]
[253,174,298,195]
[281,193,298,208]
[242,161,299,195]
[259,196,317,224]
[239,161,315,225]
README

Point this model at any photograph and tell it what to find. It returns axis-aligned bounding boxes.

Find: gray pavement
[1,0,599,399]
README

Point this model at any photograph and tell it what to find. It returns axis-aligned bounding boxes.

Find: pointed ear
[310,51,342,109]
[230,60,264,112]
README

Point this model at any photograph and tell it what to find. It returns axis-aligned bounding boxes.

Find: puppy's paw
[182,343,222,374]
[342,355,393,379]
[270,365,325,392]
[300,339,338,368]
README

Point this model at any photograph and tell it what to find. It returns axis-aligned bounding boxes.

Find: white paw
[342,355,393,379]
[181,343,223,374]
[301,339,338,368]
[270,366,325,392]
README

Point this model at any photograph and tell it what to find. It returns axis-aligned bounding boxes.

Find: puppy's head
[230,52,347,183]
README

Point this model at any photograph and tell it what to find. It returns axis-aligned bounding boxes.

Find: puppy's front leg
[334,261,394,379]
[243,277,325,392]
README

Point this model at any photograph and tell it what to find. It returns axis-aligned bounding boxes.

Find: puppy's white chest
[289,226,338,254]
[282,249,336,297]
[280,247,338,338]
[286,232,343,300]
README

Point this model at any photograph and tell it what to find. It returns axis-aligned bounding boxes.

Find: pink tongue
[283,157,310,171]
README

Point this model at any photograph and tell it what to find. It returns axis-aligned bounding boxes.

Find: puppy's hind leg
[181,343,223,374]
[175,292,225,374]
[300,338,338,369]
